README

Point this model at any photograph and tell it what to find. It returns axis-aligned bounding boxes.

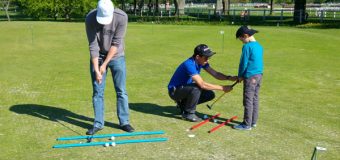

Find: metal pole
[311,147,317,160]
[263,9,266,21]
[233,9,235,22]
[190,113,221,130]
[209,116,238,133]
[53,138,168,149]
[220,30,224,55]
[57,130,165,141]
[30,25,33,44]
[299,9,302,23]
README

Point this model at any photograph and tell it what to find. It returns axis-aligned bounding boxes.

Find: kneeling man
[167,44,237,122]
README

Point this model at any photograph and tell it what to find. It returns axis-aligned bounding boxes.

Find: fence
[2,4,340,24]
[126,7,340,24]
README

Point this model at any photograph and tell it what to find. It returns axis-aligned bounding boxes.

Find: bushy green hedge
[15,0,97,20]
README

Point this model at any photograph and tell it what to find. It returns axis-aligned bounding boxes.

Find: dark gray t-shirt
[85,8,127,60]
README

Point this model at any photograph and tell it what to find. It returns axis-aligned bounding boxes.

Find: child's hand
[237,77,244,83]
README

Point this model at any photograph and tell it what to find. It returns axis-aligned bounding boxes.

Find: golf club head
[316,146,327,151]
[206,104,212,110]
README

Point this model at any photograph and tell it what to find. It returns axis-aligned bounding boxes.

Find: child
[233,26,264,130]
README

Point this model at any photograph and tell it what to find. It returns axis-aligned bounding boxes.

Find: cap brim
[205,51,216,57]
[248,29,258,36]
[96,15,113,25]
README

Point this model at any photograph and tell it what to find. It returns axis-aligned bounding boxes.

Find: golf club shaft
[209,92,226,107]
[207,81,239,109]
[231,81,238,88]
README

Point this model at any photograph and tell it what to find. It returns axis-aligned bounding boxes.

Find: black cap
[236,25,258,38]
[194,44,216,57]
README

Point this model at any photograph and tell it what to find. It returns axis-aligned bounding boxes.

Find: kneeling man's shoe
[182,113,202,122]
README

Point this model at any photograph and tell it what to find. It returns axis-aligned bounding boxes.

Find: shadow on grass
[214,119,242,128]
[9,104,120,135]
[129,103,183,120]
[129,103,223,122]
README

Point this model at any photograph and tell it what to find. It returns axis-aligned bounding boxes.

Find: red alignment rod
[190,113,221,130]
[208,116,238,133]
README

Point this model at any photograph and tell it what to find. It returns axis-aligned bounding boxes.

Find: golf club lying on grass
[206,81,238,110]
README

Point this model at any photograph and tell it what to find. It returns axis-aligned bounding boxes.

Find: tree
[1,0,11,21]
[15,0,96,20]
[222,0,230,15]
[174,0,178,15]
[294,0,306,23]
[155,0,159,13]
[120,0,126,10]
[269,0,273,15]
[178,0,185,15]
[133,0,137,14]
[138,0,145,14]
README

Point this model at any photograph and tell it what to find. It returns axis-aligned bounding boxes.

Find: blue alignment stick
[53,138,168,148]
[57,130,165,141]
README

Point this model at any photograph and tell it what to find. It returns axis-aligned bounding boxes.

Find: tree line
[2,0,340,22]
[13,0,97,20]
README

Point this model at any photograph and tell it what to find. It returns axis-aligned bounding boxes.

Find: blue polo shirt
[168,57,209,90]
[238,41,263,78]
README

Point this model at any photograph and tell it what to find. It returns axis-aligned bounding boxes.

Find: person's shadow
[129,103,241,128]
[129,103,182,120]
[9,104,120,135]
[129,102,216,121]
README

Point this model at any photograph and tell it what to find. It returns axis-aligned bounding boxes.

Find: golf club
[206,81,238,110]
[311,146,327,160]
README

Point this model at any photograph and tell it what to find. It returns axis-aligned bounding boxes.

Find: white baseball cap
[96,0,114,25]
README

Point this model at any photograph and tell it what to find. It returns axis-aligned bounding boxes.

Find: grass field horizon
[0,22,339,159]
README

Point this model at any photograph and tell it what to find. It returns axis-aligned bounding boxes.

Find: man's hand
[95,71,103,84]
[99,64,107,75]
[222,85,233,93]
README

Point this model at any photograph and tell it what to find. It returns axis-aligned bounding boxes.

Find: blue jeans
[90,56,130,128]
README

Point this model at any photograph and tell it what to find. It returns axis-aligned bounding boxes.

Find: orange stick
[208,116,238,133]
[189,113,221,130]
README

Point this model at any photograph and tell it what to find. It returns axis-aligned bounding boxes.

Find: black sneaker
[121,124,135,132]
[182,113,202,122]
[86,127,102,135]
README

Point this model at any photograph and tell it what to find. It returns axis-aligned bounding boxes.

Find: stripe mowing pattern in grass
[0,21,339,160]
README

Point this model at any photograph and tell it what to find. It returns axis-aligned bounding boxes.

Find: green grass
[0,22,339,159]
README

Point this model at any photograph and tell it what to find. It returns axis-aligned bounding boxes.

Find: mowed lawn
[0,21,339,160]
